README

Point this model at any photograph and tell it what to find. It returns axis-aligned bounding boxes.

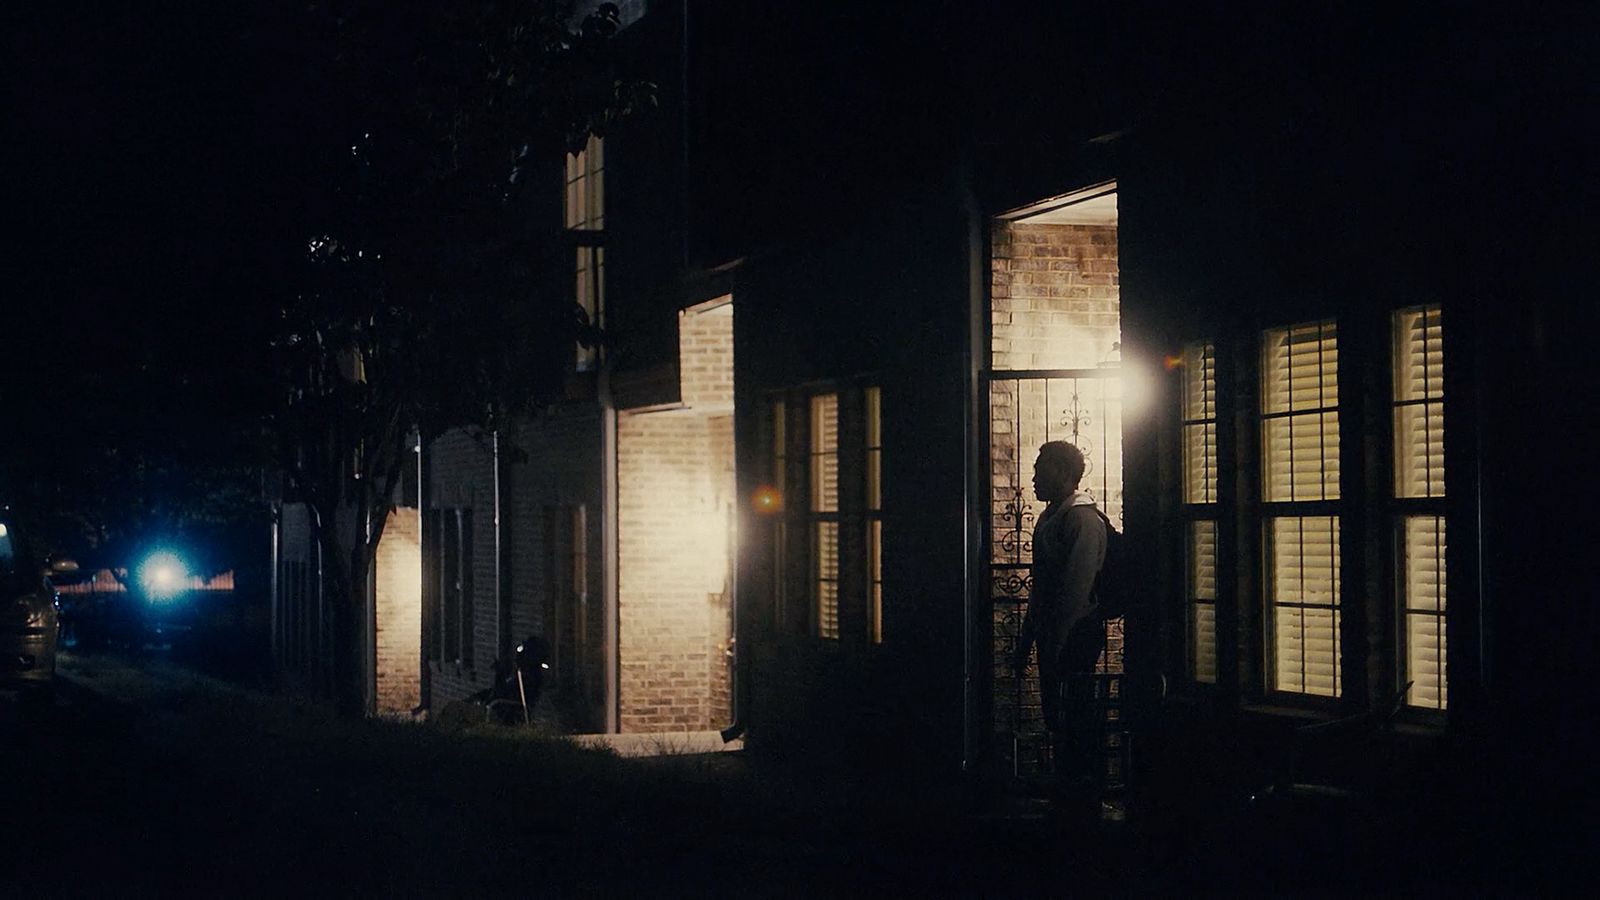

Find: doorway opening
[984,184,1123,777]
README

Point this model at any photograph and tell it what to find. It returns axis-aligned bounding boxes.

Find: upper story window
[1393,304,1446,710]
[1261,320,1341,698]
[564,135,604,231]
[565,135,605,370]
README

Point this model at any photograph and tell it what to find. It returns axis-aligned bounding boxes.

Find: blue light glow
[137,551,189,601]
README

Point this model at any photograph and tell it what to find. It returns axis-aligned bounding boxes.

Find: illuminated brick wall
[373,508,422,715]
[990,222,1120,370]
[617,302,734,732]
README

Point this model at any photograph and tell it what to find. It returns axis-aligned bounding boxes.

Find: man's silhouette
[1015,441,1107,787]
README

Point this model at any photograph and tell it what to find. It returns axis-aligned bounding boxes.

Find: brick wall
[502,407,606,731]
[425,429,497,706]
[990,222,1120,370]
[373,507,422,715]
[616,302,734,732]
[679,302,734,409]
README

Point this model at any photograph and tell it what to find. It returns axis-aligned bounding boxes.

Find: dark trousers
[1038,618,1105,782]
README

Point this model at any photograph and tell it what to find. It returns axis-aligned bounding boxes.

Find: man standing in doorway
[1015,440,1108,789]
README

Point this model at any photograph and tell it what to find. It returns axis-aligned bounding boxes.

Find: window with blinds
[865,387,883,644]
[1182,342,1219,682]
[564,135,604,231]
[1262,320,1341,698]
[810,393,840,639]
[1189,520,1218,682]
[1394,305,1446,710]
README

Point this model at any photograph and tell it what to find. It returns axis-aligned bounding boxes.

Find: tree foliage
[269,0,650,710]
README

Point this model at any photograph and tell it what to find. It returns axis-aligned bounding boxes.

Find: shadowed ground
[0,652,1565,898]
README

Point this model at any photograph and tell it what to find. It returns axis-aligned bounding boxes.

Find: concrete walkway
[569,729,743,757]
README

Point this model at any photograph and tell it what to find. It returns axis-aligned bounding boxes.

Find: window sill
[1238,701,1342,724]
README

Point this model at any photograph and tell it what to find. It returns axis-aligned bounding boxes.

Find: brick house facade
[274,5,1592,821]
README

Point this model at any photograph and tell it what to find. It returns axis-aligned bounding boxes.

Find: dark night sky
[7,3,281,441]
[4,1,1592,502]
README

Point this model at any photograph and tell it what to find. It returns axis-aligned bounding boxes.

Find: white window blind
[1394,304,1447,710]
[564,135,604,230]
[1183,342,1219,504]
[1182,341,1219,683]
[1189,520,1218,683]
[1401,515,1447,709]
[810,393,840,639]
[1394,307,1445,498]
[1262,321,1340,502]
[1262,320,1341,698]
[1269,516,1342,696]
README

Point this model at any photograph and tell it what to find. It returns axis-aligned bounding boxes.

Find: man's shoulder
[1062,504,1108,537]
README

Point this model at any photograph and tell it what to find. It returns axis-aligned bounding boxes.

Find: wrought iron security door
[984,369,1125,777]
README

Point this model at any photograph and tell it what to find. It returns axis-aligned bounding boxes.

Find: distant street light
[138,551,189,601]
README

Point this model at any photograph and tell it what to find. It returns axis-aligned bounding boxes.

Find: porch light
[1101,342,1152,418]
[750,485,782,514]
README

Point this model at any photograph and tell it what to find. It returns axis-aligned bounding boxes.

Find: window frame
[1258,318,1344,703]
[1391,303,1448,715]
[427,507,475,669]
[1179,341,1221,685]
[565,135,605,372]
[767,381,882,645]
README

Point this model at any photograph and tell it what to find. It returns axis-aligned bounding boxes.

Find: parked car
[1,514,68,690]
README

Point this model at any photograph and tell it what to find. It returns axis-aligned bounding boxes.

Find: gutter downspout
[310,505,327,700]
[960,161,984,773]
[365,505,376,716]
[719,492,743,743]
[493,428,506,663]
[415,431,431,714]
[269,502,280,675]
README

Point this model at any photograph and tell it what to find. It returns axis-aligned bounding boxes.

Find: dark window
[544,505,587,696]
[427,508,474,666]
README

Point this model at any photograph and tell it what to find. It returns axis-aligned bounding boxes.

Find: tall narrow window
[431,508,475,667]
[1261,320,1340,697]
[565,135,604,371]
[1394,305,1446,710]
[563,135,604,232]
[865,387,883,643]
[544,505,587,696]
[1182,342,1219,682]
[809,393,840,639]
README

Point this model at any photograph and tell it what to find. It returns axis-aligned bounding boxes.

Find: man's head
[1033,441,1086,503]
